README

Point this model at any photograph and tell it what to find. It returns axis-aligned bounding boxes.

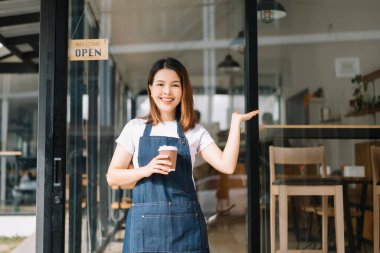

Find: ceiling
[91,0,380,94]
[0,0,379,95]
[92,0,245,93]
[0,0,40,73]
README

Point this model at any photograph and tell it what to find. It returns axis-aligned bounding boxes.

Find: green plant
[350,75,366,111]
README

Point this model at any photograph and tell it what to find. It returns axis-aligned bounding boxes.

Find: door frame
[36,0,68,252]
[244,0,260,252]
[36,0,260,252]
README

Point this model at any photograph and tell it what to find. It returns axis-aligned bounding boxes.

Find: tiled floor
[103,215,347,253]
[6,213,374,253]
[104,238,123,253]
[104,213,374,253]
[104,215,247,253]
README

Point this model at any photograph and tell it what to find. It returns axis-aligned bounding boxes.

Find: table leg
[291,198,301,246]
[261,205,270,253]
[356,182,368,251]
[343,183,355,253]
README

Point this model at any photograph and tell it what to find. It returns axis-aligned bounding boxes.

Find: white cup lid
[158,145,178,152]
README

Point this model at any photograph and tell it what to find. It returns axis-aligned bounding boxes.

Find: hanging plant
[350,74,366,111]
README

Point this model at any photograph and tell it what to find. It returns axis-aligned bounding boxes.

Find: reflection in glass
[0,74,38,215]
[258,1,380,250]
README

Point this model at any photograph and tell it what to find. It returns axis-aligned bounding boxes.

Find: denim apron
[122,121,210,253]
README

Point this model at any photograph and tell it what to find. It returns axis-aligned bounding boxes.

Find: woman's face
[149,68,182,121]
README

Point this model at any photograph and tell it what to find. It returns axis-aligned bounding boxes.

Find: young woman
[107,57,259,253]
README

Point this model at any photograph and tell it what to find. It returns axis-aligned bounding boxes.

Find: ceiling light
[257,0,287,24]
[218,0,241,73]
[218,54,241,72]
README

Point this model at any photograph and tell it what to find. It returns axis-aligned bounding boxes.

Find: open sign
[69,39,109,61]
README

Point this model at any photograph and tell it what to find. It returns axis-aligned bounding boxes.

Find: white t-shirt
[116,118,215,169]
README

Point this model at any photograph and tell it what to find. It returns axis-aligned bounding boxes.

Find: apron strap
[142,122,153,137]
[176,121,186,138]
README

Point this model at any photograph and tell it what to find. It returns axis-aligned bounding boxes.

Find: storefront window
[0,74,38,215]
[86,0,249,252]
[4,0,379,251]
[258,1,380,252]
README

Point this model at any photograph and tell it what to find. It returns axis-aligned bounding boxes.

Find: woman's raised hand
[232,110,260,123]
[141,154,173,177]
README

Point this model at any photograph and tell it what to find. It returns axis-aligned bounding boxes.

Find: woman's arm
[106,144,173,187]
[199,110,259,174]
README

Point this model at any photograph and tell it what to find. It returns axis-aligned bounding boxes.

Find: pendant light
[257,0,287,24]
[218,0,241,73]
[218,54,241,72]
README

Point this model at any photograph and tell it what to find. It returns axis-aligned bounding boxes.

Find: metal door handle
[53,157,62,187]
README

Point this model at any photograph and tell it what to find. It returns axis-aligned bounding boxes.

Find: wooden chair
[371,146,380,253]
[269,146,345,253]
[109,184,133,241]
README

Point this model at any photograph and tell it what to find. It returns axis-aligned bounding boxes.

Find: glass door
[38,0,260,252]
[106,0,250,252]
[257,1,380,252]
[65,1,123,252]
[65,0,254,252]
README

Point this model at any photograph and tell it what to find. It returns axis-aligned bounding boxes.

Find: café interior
[0,0,380,252]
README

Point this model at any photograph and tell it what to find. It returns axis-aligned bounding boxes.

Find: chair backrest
[371,146,380,185]
[269,146,326,184]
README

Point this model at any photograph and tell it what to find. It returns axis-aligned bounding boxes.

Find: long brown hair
[144,57,196,131]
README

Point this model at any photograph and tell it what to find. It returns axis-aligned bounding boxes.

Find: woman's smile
[160,96,175,104]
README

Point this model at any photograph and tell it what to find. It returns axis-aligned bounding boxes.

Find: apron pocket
[172,213,202,251]
[141,215,171,252]
[141,213,202,252]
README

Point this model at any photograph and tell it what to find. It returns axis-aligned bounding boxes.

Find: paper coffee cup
[158,145,178,171]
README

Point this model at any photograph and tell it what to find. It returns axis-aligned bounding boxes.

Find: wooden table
[259,125,380,253]
[260,124,380,139]
[0,151,22,202]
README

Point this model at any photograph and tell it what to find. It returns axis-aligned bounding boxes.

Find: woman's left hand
[232,110,260,123]
[200,109,260,174]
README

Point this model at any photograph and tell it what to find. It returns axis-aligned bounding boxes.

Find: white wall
[259,39,380,168]
[0,216,35,237]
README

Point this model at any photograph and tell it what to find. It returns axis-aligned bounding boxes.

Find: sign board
[69,39,109,61]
